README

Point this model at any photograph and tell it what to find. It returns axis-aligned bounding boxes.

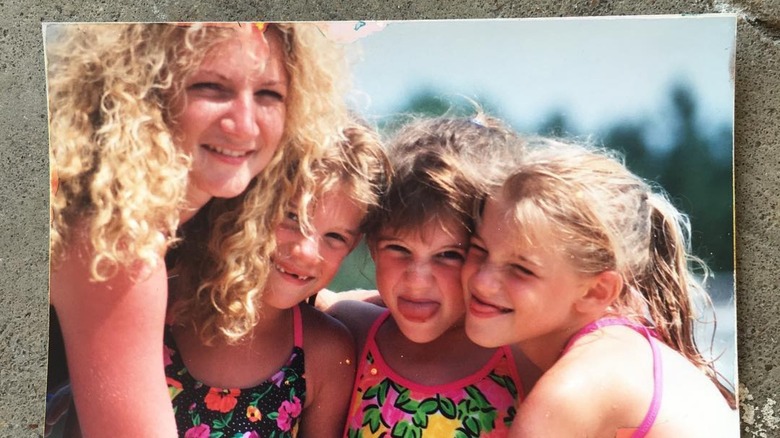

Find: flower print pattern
[168,377,184,401]
[275,396,303,431]
[246,405,262,423]
[183,424,210,438]
[345,349,520,438]
[204,388,241,413]
[164,325,306,437]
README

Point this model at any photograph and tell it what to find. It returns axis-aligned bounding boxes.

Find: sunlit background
[328,16,737,389]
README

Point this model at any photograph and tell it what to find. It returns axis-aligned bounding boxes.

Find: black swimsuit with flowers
[164,305,307,438]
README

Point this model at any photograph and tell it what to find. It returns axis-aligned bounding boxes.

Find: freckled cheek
[330,249,351,269]
[272,229,297,257]
[374,257,406,295]
[319,249,344,278]
[505,280,530,307]
[433,266,465,298]
[180,101,225,126]
[171,107,220,152]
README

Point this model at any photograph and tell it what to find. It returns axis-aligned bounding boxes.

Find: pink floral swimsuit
[344,310,523,438]
[165,305,306,438]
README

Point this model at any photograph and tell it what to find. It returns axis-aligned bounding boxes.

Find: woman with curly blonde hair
[46,22,349,437]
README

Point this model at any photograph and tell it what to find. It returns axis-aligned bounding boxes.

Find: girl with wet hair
[462,139,737,437]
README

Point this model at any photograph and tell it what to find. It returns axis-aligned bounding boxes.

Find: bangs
[499,195,557,252]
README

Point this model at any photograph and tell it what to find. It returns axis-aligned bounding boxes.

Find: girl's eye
[512,264,536,277]
[285,211,299,223]
[383,244,410,255]
[438,250,465,262]
[325,232,349,245]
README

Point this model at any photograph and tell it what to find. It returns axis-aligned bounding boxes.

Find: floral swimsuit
[165,305,306,438]
[344,310,523,438]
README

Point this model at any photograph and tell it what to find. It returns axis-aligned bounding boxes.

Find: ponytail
[640,194,736,408]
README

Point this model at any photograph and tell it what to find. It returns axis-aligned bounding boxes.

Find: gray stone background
[0,0,777,436]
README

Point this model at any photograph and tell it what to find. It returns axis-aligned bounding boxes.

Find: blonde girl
[47,22,349,437]
[330,115,537,438]
[164,120,391,437]
[462,140,736,437]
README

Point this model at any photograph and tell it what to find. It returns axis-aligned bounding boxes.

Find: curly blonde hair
[300,118,392,235]
[47,23,350,290]
[170,118,390,344]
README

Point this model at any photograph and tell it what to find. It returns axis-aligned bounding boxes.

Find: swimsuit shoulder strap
[293,304,303,348]
[560,317,663,438]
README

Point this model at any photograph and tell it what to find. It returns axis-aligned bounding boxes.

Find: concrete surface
[0,0,777,436]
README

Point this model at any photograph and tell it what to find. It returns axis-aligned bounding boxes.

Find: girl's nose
[291,234,320,265]
[404,260,434,290]
[220,93,260,141]
[469,263,501,296]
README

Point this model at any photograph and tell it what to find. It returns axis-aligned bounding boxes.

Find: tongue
[397,299,439,322]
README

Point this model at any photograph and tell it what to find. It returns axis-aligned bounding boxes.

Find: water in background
[698,271,737,391]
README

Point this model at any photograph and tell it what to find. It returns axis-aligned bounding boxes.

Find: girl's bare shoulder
[516,328,657,436]
[299,304,355,358]
[327,298,385,344]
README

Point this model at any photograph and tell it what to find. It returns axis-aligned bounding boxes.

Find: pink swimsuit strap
[293,304,303,348]
[360,310,523,395]
[561,317,663,438]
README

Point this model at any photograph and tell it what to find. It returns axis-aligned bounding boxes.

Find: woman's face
[172,26,289,209]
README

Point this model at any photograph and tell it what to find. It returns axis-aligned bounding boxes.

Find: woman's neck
[179,187,212,223]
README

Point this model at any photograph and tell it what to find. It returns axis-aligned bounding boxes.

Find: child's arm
[509,345,643,438]
[298,305,357,438]
[313,288,384,312]
[510,373,592,437]
[326,299,385,351]
[50,234,177,438]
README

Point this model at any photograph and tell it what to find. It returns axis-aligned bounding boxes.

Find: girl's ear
[574,270,623,314]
